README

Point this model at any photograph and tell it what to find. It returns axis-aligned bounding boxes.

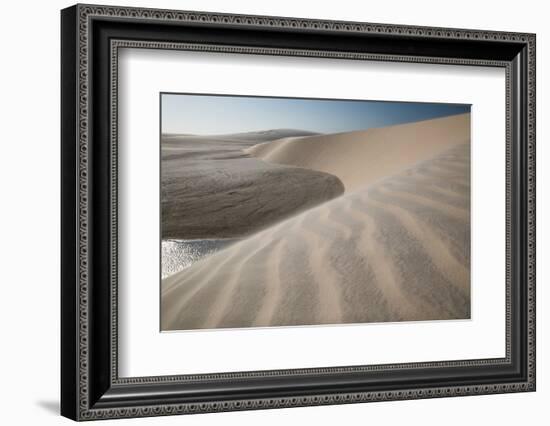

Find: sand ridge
[246,113,470,191]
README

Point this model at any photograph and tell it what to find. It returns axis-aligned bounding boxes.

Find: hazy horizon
[161,93,470,136]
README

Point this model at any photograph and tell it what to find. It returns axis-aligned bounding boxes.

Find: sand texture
[161,114,471,330]
[162,130,344,239]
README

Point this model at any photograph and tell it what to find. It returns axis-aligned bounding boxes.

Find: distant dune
[163,129,318,142]
[247,113,470,191]
[207,129,319,142]
[161,114,471,330]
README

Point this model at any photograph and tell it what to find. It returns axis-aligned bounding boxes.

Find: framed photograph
[61,4,536,421]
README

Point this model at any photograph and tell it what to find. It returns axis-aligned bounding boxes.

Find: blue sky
[161,93,470,135]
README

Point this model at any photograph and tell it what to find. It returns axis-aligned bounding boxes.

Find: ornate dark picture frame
[61,4,536,421]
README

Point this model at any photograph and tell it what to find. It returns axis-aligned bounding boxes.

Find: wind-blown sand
[162,130,344,239]
[161,113,471,330]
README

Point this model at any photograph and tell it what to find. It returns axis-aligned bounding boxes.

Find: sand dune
[161,141,470,330]
[247,113,470,191]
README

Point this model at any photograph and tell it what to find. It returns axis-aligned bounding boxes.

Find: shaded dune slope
[161,142,471,330]
[162,132,344,239]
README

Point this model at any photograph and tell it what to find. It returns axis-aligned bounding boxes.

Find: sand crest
[247,113,470,191]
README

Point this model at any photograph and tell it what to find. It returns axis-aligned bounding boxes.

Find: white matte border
[118,48,506,378]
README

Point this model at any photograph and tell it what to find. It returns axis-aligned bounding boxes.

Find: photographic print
[61,7,536,418]
[160,94,471,331]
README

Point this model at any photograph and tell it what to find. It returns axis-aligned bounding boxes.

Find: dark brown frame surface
[61,4,536,421]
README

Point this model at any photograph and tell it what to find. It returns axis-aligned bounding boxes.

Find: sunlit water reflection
[161,239,238,279]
